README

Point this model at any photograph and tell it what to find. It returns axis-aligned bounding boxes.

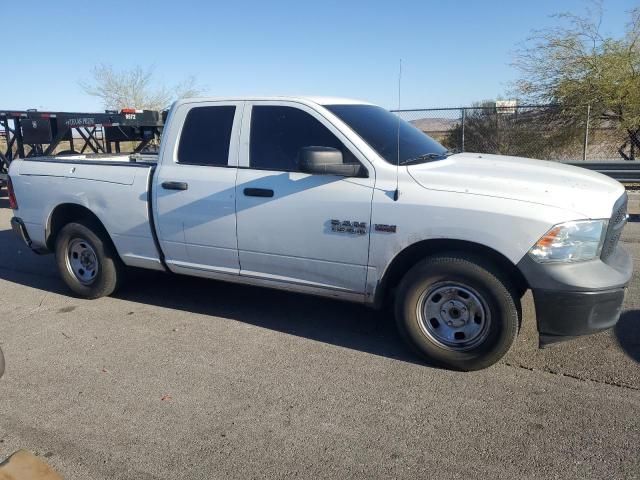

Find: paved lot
[0,195,638,479]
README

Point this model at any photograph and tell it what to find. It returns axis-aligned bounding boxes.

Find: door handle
[161,181,188,191]
[244,188,274,198]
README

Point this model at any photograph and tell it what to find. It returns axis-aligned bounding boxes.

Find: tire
[54,221,124,299]
[395,253,519,371]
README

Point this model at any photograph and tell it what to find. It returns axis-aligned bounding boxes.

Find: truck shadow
[118,268,427,365]
[614,310,640,363]
[0,226,427,367]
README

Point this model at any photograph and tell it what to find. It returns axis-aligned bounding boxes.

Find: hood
[407,152,625,218]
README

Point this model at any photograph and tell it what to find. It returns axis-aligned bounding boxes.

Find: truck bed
[9,155,164,271]
[21,152,158,165]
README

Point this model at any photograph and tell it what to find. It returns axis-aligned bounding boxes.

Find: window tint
[250,106,359,171]
[178,106,236,166]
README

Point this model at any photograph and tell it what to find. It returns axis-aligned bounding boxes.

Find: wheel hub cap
[440,300,468,328]
[66,238,99,285]
[417,282,490,351]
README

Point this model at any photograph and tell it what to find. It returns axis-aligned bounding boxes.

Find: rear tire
[395,253,519,371]
[54,221,124,299]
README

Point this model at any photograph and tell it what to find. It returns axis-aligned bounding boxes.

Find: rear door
[154,101,243,274]
[235,101,375,295]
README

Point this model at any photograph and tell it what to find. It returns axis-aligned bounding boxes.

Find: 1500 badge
[374,224,397,233]
[330,219,367,235]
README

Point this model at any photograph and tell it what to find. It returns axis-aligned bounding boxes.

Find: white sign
[496,100,517,114]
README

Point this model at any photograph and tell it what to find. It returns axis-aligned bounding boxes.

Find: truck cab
[7,96,633,370]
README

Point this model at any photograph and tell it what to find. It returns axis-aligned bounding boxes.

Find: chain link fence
[392,105,637,162]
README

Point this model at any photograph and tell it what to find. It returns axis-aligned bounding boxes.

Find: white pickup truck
[7,97,633,370]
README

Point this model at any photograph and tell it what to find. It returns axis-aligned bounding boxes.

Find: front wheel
[55,221,124,299]
[395,254,520,371]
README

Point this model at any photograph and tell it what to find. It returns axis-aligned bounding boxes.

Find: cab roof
[175,96,374,107]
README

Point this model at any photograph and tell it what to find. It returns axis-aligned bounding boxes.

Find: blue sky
[1,0,635,111]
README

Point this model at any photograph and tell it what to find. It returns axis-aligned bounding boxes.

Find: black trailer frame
[0,109,164,175]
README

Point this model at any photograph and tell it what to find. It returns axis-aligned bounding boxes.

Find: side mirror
[298,146,365,177]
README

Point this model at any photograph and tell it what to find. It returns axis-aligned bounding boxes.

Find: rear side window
[249,106,359,172]
[178,106,235,166]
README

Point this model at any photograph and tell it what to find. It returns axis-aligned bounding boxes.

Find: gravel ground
[0,198,638,479]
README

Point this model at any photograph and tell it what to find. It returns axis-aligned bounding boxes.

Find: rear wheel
[55,221,124,299]
[395,253,519,371]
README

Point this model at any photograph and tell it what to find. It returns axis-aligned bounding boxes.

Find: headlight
[528,220,608,263]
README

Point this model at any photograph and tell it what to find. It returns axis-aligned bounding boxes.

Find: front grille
[601,192,628,261]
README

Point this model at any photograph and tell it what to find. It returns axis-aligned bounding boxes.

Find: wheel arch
[46,203,118,257]
[374,239,529,308]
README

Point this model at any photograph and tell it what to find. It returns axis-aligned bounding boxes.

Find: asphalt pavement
[0,195,638,479]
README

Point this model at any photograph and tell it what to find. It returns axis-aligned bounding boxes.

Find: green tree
[513,2,640,159]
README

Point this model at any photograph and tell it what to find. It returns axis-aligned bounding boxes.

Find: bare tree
[80,64,203,111]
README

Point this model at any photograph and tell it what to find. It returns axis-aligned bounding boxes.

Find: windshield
[325,104,449,165]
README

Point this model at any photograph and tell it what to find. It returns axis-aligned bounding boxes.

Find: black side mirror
[298,146,365,177]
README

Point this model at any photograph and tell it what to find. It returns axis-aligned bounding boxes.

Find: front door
[154,101,243,274]
[235,102,375,294]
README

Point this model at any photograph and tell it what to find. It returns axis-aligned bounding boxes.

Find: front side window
[249,106,359,172]
[178,106,236,166]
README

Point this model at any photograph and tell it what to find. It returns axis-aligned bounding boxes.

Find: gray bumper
[517,245,633,347]
[11,217,47,254]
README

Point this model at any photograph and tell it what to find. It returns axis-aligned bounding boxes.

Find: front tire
[395,253,519,371]
[55,221,124,299]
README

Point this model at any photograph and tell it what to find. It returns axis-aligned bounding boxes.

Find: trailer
[0,108,164,181]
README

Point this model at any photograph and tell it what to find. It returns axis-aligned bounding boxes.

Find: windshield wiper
[399,151,453,165]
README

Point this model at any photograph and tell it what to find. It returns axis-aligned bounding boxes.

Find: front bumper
[532,288,625,346]
[517,244,633,347]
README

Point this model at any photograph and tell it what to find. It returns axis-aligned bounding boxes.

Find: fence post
[461,108,466,152]
[582,104,591,161]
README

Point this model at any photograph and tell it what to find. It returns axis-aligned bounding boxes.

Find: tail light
[7,176,18,210]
